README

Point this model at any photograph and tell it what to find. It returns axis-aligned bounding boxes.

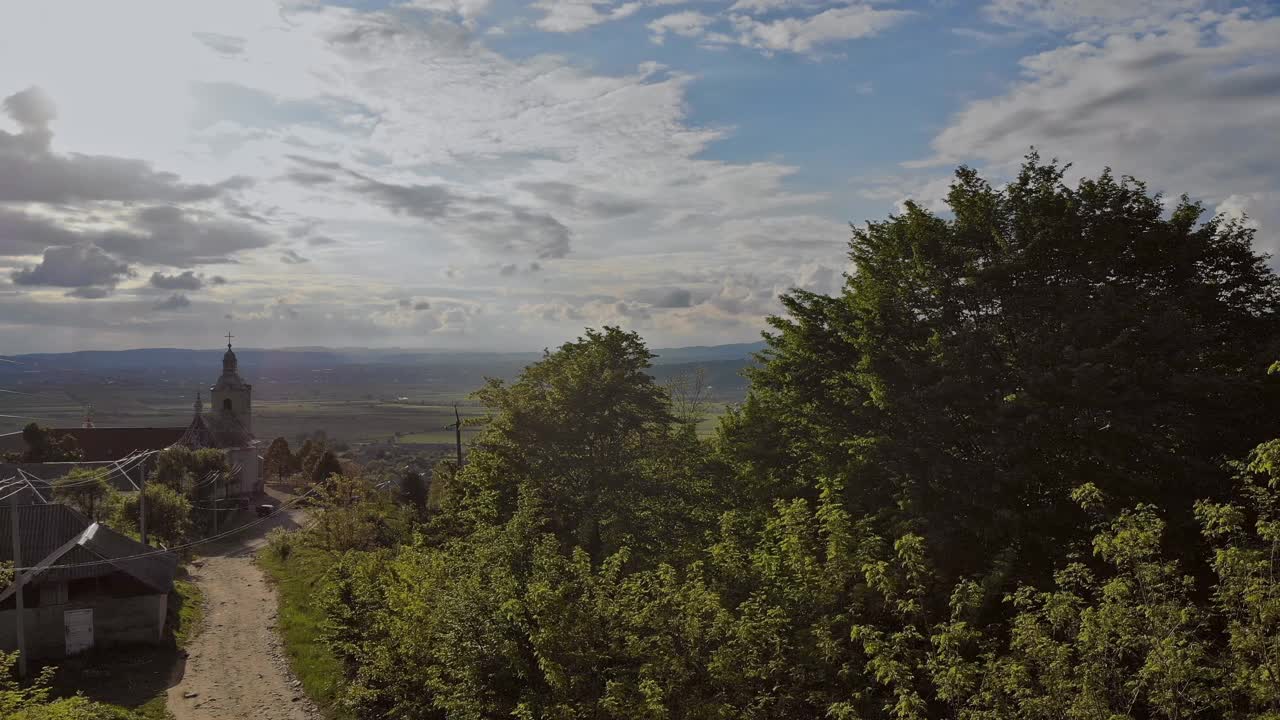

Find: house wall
[0,592,167,659]
[225,446,261,496]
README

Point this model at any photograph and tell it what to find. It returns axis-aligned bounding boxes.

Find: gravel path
[167,497,317,720]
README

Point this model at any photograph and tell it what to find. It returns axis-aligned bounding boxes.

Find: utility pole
[139,462,148,546]
[9,497,27,679]
[452,403,463,467]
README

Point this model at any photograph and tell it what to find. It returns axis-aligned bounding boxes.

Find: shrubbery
[277,157,1280,719]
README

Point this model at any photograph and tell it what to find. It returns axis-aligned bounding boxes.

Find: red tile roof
[44,427,187,462]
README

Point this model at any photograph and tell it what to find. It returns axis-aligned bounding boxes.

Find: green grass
[694,404,733,438]
[258,544,350,719]
[172,578,204,649]
[394,429,480,444]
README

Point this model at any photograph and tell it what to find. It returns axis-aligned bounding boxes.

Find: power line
[6,451,152,490]
[7,483,320,573]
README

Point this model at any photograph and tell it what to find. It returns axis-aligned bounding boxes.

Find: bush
[266,527,294,562]
[52,468,113,520]
[106,483,193,548]
[1,652,140,719]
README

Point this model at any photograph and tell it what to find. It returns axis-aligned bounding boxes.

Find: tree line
[48,446,240,548]
[271,155,1280,719]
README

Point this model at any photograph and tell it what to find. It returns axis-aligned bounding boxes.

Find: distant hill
[0,341,763,438]
[0,341,766,373]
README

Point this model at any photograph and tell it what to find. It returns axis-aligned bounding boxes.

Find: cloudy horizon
[1,0,1277,353]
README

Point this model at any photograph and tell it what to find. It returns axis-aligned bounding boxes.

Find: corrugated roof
[81,523,177,592]
[0,503,176,593]
[0,503,87,568]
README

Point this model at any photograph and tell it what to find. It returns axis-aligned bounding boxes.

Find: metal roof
[0,503,176,593]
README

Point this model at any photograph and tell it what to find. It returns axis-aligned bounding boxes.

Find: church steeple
[210,331,252,433]
[222,331,238,373]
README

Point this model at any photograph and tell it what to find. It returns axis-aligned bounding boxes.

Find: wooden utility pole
[453,404,463,467]
[139,462,148,546]
[9,497,27,678]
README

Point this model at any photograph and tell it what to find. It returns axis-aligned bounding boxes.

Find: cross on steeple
[225,331,234,349]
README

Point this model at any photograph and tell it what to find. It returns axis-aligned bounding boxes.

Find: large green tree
[263,436,296,483]
[310,450,343,487]
[6,422,82,463]
[52,468,113,520]
[446,326,716,562]
[292,157,1280,720]
[151,446,232,498]
[727,154,1280,587]
[107,482,193,548]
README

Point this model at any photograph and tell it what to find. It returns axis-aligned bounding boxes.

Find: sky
[0,0,1277,353]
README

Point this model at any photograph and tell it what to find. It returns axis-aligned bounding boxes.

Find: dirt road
[167,495,317,720]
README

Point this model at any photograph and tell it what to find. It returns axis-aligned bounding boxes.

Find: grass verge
[171,577,204,649]
[258,544,349,719]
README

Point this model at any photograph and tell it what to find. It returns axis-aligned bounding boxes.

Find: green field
[2,386,733,445]
[1,352,747,446]
[1,383,487,446]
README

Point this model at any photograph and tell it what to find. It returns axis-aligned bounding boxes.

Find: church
[174,337,262,496]
[0,338,263,497]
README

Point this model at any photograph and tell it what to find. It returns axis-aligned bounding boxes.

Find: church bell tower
[210,332,252,432]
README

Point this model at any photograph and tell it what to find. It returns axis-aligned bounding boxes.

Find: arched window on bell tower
[209,333,253,433]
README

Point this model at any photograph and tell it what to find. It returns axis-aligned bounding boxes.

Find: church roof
[177,411,253,450]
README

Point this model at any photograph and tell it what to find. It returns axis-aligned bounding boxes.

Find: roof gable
[0,503,176,596]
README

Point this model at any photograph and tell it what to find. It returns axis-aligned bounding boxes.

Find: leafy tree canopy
[52,468,113,520]
[729,153,1280,586]
[274,156,1280,720]
[6,422,82,463]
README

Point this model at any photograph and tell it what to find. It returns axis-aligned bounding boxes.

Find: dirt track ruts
[166,497,316,720]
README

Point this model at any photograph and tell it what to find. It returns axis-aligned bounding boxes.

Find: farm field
[1,346,752,444]
[2,390,485,445]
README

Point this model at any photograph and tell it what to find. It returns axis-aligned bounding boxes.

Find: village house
[0,503,177,658]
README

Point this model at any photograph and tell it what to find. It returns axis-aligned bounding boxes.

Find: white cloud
[913,10,1280,258]
[532,0,644,32]
[647,1,913,55]
[724,5,912,54]
[402,0,494,26]
[728,0,815,14]
[982,0,1211,38]
[648,11,715,43]
[0,0,857,351]
[856,174,954,213]
[1216,192,1280,259]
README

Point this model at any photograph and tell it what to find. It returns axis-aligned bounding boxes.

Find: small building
[0,503,177,658]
